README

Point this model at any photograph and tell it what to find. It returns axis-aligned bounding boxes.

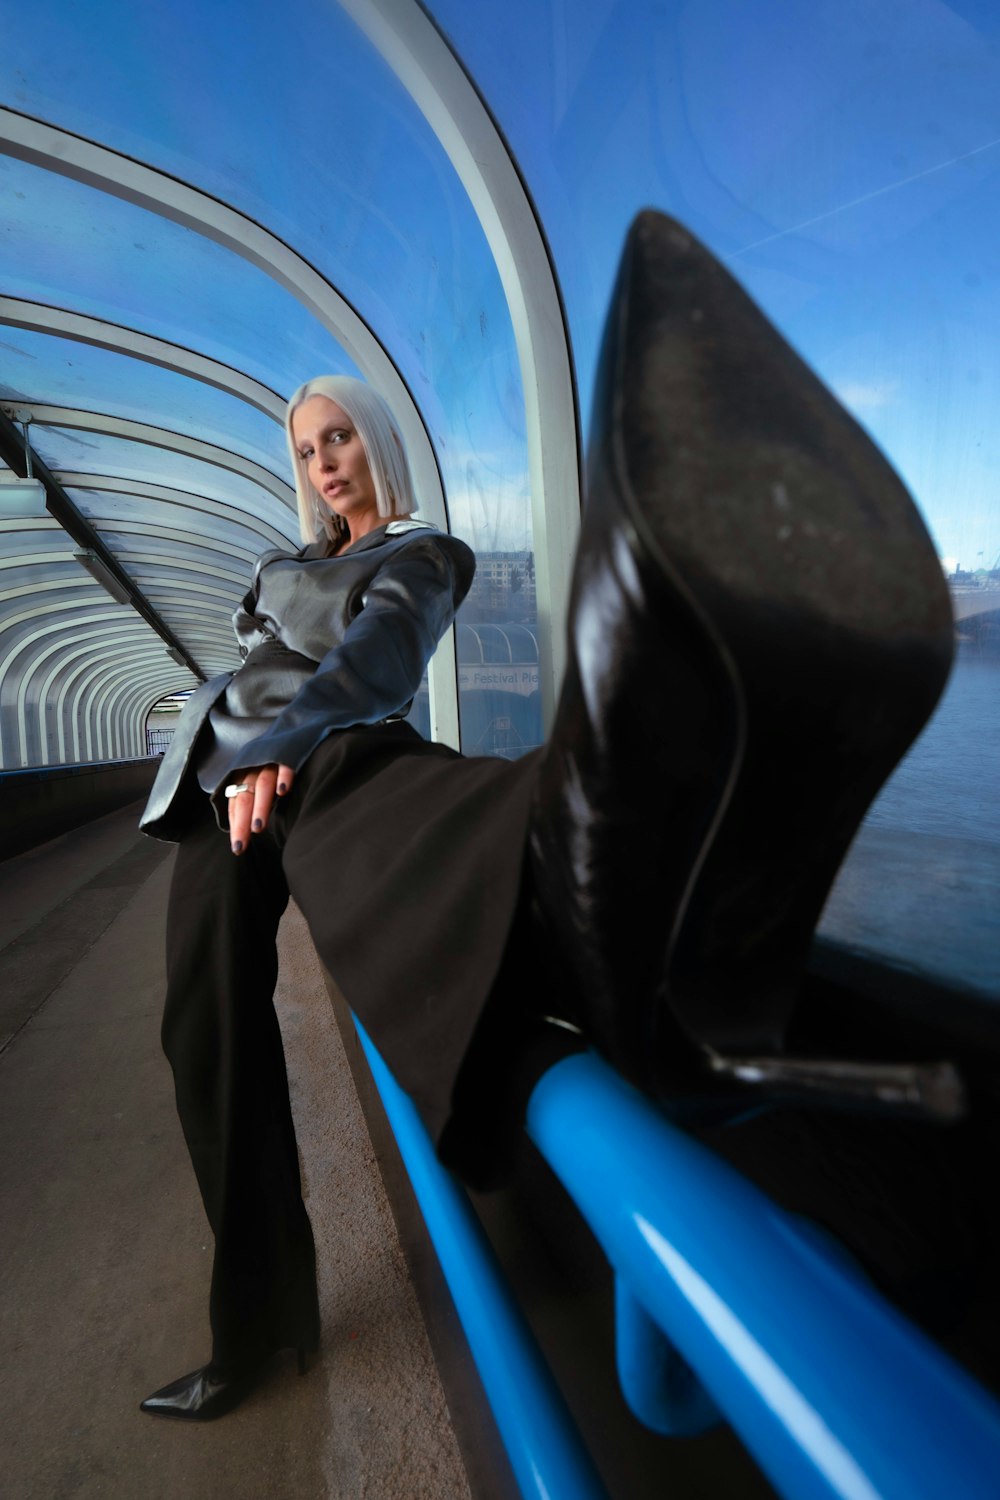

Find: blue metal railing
[355,1022,1000,1500]
[356,1022,609,1500]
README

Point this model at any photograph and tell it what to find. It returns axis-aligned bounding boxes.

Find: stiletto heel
[704,1050,965,1120]
[530,209,955,1106]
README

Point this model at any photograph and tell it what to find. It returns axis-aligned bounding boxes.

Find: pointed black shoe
[139,1347,310,1421]
[529,210,956,1108]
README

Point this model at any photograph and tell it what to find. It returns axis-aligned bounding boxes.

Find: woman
[138,373,551,1420]
[138,211,953,1420]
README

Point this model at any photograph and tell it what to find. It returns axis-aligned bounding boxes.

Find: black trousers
[163,786,321,1369]
[161,724,550,1367]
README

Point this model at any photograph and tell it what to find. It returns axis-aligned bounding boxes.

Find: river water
[866,647,998,847]
[820,644,999,998]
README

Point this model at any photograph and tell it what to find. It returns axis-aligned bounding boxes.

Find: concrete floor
[0,803,472,1499]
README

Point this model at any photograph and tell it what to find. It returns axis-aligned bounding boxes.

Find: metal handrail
[354,1019,610,1500]
[355,1022,1000,1499]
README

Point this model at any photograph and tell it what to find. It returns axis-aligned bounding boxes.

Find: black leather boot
[139,1346,311,1421]
[140,1362,260,1422]
[529,210,956,1111]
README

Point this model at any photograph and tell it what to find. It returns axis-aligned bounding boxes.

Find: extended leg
[161,802,319,1371]
[530,210,955,1105]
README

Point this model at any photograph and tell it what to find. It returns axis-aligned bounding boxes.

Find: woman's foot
[140,1346,311,1421]
[530,209,954,1104]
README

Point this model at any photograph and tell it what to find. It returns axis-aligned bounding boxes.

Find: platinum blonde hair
[285,375,418,546]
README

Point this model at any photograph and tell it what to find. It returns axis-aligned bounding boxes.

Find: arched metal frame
[88,659,172,761]
[458,624,486,664]
[457,621,540,667]
[0,105,462,751]
[139,681,190,726]
[33,629,189,764]
[0,409,208,682]
[19,404,296,511]
[97,563,249,598]
[0,550,78,574]
[338,0,581,726]
[61,474,295,666]
[45,627,164,762]
[41,633,182,764]
[0,1,583,768]
[0,500,206,765]
[1,575,97,607]
[0,297,286,420]
[0,603,195,766]
[48,633,148,762]
[60,473,294,550]
[102,524,261,569]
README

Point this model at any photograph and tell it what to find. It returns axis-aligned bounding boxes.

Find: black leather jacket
[140,521,475,841]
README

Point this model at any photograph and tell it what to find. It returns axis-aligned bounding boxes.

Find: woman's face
[292,395,379,532]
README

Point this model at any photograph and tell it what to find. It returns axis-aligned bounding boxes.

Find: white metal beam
[0,106,460,750]
[17,403,295,510]
[338,0,582,725]
[0,297,286,421]
[57,473,295,549]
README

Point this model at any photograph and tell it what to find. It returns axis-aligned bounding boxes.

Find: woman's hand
[226,764,295,854]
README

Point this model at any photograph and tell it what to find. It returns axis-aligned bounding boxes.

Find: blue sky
[433,0,1000,569]
[2,0,999,567]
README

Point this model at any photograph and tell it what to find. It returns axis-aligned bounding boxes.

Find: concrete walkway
[0,804,472,1499]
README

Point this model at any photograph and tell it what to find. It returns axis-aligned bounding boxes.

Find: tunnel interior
[1,3,999,1496]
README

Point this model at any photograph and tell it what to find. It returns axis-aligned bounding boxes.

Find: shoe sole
[537,211,954,1088]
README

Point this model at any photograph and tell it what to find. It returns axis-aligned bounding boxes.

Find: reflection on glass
[2,0,994,980]
[431,0,999,984]
[456,559,540,758]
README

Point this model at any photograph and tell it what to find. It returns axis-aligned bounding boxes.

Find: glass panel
[65,487,290,554]
[64,483,294,548]
[0,524,74,564]
[140,572,245,599]
[430,0,1000,983]
[456,582,540,758]
[0,4,537,755]
[0,326,287,476]
[29,426,293,519]
[100,530,250,578]
[3,3,991,989]
[0,155,357,393]
[102,525,258,573]
[0,4,517,438]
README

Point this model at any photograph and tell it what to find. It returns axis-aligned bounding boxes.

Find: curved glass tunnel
[1,0,996,991]
[0,2,998,1495]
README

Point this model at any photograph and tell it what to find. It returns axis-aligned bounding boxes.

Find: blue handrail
[355,1021,1000,1499]
[528,1054,1000,1499]
[354,1020,610,1500]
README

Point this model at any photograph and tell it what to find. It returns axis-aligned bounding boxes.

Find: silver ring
[224,782,253,798]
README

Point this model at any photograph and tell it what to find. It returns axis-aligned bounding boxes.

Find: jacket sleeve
[216,534,470,790]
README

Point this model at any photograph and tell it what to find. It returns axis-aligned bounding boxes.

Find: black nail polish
[253,818,263,831]
[232,840,243,854]
[278,782,287,794]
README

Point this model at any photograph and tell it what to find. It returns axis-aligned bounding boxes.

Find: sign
[458,665,539,697]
